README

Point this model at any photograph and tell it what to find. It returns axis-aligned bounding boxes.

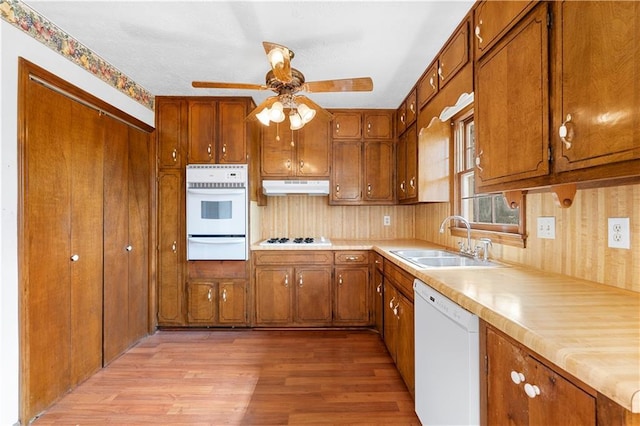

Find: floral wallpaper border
[0,0,155,110]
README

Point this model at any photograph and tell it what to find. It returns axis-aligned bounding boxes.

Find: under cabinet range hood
[262,180,330,196]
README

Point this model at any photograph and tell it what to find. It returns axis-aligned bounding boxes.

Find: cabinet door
[405,124,418,200]
[396,294,415,396]
[486,327,530,425]
[364,140,394,202]
[418,63,439,109]
[294,267,332,324]
[331,140,362,203]
[255,266,293,324]
[297,115,331,177]
[474,0,535,59]
[188,100,216,163]
[554,1,640,172]
[364,111,393,140]
[261,124,295,177]
[396,102,407,136]
[405,89,417,126]
[372,268,384,336]
[156,98,184,168]
[219,280,247,325]
[383,285,398,362]
[438,20,470,87]
[218,100,247,163]
[396,133,408,201]
[332,111,361,139]
[475,4,549,189]
[157,170,184,325]
[187,281,216,324]
[334,267,370,325]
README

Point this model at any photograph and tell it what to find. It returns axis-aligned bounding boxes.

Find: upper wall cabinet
[188,98,248,164]
[473,1,535,60]
[157,98,186,169]
[417,18,470,111]
[397,88,417,136]
[552,1,640,175]
[475,3,550,191]
[332,111,362,139]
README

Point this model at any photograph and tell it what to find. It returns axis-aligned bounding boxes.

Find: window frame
[449,109,527,248]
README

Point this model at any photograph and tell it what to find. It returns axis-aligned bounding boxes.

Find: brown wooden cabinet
[332,111,362,139]
[396,89,416,136]
[219,280,247,324]
[334,251,370,326]
[157,170,185,326]
[397,124,418,203]
[484,324,596,425]
[187,281,216,324]
[475,3,550,191]
[261,114,330,178]
[186,279,247,326]
[382,261,415,396]
[552,1,640,175]
[156,98,185,168]
[187,98,248,164]
[254,251,333,326]
[331,110,395,205]
[103,116,150,365]
[473,0,535,60]
[418,62,440,110]
[371,254,384,336]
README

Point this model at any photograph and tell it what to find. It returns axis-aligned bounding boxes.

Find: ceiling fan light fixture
[267,48,286,69]
[256,107,271,126]
[297,103,316,123]
[289,110,304,130]
[269,101,285,123]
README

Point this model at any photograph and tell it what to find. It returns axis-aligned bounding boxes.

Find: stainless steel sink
[390,249,501,268]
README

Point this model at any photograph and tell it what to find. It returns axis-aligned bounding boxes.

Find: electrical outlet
[608,217,630,249]
[383,215,391,226]
[537,217,555,239]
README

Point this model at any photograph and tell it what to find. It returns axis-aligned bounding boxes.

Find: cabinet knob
[222,288,227,303]
[171,241,177,253]
[70,254,79,262]
[559,113,574,149]
[510,371,525,385]
[126,245,133,252]
[475,24,484,44]
[171,149,177,162]
[524,383,541,399]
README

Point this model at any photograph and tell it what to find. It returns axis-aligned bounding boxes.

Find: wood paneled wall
[255,196,415,240]
[415,184,640,293]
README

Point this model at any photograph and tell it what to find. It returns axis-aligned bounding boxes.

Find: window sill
[450,227,526,248]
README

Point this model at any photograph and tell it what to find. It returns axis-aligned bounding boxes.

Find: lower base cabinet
[334,251,371,326]
[186,279,247,326]
[483,323,596,425]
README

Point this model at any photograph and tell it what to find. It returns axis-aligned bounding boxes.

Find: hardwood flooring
[33,329,420,425]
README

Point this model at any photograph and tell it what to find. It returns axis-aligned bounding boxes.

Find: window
[453,111,526,246]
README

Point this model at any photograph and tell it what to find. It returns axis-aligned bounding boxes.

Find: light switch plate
[537,217,555,239]
[608,217,630,249]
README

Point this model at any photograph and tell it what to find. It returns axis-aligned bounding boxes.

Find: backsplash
[415,183,640,293]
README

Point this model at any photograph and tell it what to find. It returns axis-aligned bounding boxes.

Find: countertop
[251,238,640,413]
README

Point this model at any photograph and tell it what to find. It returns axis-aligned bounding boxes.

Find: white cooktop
[259,237,332,247]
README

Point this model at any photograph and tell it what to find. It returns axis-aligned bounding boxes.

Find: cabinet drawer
[383,261,415,300]
[334,251,369,265]
[188,260,247,279]
[254,250,333,265]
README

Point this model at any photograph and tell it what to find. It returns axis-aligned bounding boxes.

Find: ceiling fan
[192,41,374,130]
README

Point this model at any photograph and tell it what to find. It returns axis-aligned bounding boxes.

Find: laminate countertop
[251,238,640,413]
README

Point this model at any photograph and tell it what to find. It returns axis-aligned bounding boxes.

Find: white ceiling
[24,0,475,109]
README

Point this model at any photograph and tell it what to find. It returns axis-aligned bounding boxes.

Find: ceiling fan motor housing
[266,68,305,95]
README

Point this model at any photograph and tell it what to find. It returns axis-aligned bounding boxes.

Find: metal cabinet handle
[207,144,212,157]
[393,303,400,317]
[429,75,436,90]
[171,149,177,162]
[207,288,212,302]
[559,113,574,149]
[345,256,359,261]
[400,181,406,193]
[409,177,416,189]
[389,297,396,309]
[222,288,227,303]
[70,254,79,262]
[367,122,372,133]
[336,184,340,193]
[286,159,291,169]
[367,184,372,195]
[222,143,226,154]
[299,160,304,170]
[298,273,304,287]
[510,371,525,385]
[409,102,415,114]
[475,24,484,44]
[125,245,133,252]
[438,65,444,81]
[400,113,406,124]
[171,241,177,253]
[336,122,340,133]
[284,274,289,288]
[376,283,382,294]
[338,275,343,286]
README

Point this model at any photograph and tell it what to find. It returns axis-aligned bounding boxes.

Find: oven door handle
[188,237,245,244]
[187,188,246,195]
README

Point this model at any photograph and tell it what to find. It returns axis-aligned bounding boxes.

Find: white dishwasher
[413,279,479,426]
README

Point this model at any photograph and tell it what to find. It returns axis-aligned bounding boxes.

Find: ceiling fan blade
[303,77,374,93]
[296,95,334,120]
[192,81,267,90]
[262,41,293,83]
[245,96,279,122]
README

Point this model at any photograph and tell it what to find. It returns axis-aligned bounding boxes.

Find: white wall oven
[186,164,248,260]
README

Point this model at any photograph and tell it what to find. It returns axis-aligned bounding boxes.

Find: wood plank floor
[33,329,420,425]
